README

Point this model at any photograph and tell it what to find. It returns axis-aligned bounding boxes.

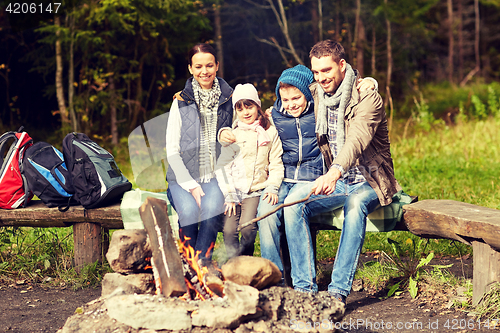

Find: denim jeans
[283,180,380,295]
[257,181,312,273]
[167,178,224,261]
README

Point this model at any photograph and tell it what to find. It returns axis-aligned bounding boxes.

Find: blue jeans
[167,178,224,261]
[257,181,312,273]
[283,180,380,295]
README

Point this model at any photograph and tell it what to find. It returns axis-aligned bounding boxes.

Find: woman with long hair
[166,43,233,264]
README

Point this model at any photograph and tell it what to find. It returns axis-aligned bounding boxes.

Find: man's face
[310,56,346,94]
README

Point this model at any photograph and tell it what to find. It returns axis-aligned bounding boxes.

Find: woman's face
[280,86,308,117]
[236,103,259,125]
[188,52,219,90]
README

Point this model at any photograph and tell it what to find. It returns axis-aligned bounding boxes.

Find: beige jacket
[310,81,402,206]
[215,123,284,203]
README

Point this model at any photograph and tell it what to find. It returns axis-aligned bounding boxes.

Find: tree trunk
[129,56,144,132]
[371,29,376,76]
[458,0,464,81]
[353,0,361,69]
[214,2,224,78]
[356,18,366,77]
[311,0,319,44]
[68,15,78,132]
[55,16,69,126]
[109,75,118,146]
[335,2,340,42]
[474,0,480,72]
[448,0,454,84]
[385,0,392,107]
[318,0,323,41]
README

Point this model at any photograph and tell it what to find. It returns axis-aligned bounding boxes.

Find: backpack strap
[0,132,17,167]
[58,197,72,212]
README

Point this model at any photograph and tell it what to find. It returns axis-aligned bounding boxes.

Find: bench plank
[0,201,124,229]
[403,199,500,250]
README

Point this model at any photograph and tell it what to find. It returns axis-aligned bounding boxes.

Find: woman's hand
[357,77,376,91]
[263,192,279,205]
[190,186,205,208]
[265,107,273,119]
[220,129,236,144]
[224,202,237,217]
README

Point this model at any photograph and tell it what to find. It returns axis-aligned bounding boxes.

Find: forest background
[1,0,499,146]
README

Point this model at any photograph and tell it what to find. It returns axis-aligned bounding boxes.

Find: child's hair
[235,99,270,130]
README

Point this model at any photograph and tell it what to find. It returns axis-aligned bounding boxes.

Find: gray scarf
[315,63,356,153]
[192,77,221,183]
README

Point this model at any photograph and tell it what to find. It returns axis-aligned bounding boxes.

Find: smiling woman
[165,43,233,264]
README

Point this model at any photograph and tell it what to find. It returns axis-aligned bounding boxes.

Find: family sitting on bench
[165,39,401,307]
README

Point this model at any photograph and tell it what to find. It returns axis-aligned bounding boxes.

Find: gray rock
[106,229,151,273]
[191,281,260,328]
[105,294,191,330]
[101,272,155,297]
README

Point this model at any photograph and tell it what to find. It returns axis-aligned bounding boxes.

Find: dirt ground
[0,254,497,333]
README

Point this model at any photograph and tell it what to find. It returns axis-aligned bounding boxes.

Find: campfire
[60,197,344,332]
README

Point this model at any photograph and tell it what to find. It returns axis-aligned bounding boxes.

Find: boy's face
[280,86,308,118]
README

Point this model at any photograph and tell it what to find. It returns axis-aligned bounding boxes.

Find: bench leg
[472,241,500,305]
[73,222,103,273]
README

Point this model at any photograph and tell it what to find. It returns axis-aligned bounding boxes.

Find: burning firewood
[139,197,187,297]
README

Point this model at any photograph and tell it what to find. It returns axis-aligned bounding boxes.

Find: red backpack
[0,127,33,209]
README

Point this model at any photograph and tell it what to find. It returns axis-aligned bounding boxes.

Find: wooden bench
[1,199,499,305]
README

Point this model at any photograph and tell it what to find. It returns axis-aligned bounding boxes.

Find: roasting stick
[236,190,314,232]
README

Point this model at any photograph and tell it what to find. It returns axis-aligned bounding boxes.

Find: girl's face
[280,86,308,117]
[236,103,259,125]
[188,52,219,90]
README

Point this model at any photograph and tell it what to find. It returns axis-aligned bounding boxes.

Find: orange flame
[179,237,217,300]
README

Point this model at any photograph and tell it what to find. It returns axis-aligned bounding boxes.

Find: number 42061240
[5,3,61,14]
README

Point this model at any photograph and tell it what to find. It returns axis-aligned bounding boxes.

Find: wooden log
[472,241,500,305]
[0,201,123,229]
[403,199,500,250]
[139,197,187,297]
[73,222,103,273]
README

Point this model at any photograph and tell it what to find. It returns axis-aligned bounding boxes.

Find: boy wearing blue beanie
[257,64,325,280]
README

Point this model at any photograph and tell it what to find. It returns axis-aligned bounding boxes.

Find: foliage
[383,237,441,298]
[473,283,500,320]
[355,260,399,292]
[0,226,73,281]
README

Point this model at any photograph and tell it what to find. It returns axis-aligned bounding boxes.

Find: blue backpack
[22,141,77,211]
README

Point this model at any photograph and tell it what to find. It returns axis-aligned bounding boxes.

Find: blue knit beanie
[275,64,314,102]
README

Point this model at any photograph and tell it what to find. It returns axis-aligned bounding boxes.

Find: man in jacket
[283,40,401,305]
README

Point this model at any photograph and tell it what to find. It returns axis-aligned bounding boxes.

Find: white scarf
[192,77,221,182]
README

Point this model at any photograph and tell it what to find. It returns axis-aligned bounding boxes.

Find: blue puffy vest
[272,100,324,181]
[166,77,233,183]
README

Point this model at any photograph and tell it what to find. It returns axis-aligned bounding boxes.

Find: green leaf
[388,282,401,297]
[431,264,453,269]
[416,252,434,269]
[409,276,418,298]
[44,259,51,270]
